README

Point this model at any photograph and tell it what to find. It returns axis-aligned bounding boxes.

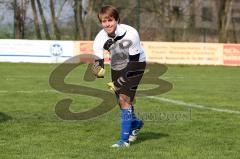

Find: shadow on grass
[133,131,169,145]
[0,112,12,123]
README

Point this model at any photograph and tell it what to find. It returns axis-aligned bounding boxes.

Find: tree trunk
[79,0,86,39]
[218,0,233,43]
[36,0,51,40]
[73,0,80,40]
[232,16,238,43]
[56,0,67,18]
[85,0,94,40]
[50,0,61,40]
[30,0,42,39]
[14,0,26,39]
[15,2,21,39]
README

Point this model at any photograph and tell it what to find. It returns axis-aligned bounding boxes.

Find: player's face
[101,17,118,37]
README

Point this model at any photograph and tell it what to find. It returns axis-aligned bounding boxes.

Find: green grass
[0,62,240,159]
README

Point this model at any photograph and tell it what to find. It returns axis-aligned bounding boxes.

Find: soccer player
[92,5,146,147]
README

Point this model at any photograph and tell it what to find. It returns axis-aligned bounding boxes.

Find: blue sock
[131,105,142,130]
[120,107,133,142]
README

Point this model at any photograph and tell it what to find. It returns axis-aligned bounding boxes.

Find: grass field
[0,62,240,159]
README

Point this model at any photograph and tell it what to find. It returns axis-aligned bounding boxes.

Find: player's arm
[92,37,115,78]
[128,30,142,62]
[92,32,106,78]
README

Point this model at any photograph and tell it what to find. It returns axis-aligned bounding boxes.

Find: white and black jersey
[93,24,146,71]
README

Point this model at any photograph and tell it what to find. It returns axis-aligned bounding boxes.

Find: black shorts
[111,61,146,102]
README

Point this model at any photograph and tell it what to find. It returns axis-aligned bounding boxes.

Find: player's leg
[126,62,146,142]
[110,69,130,147]
[111,93,132,147]
[111,89,142,146]
[127,94,144,142]
[116,92,144,144]
[111,62,145,147]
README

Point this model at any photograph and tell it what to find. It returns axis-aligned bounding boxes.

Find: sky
[0,0,76,26]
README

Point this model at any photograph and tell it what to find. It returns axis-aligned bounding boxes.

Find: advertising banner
[143,42,223,65]
[74,41,110,64]
[223,44,240,66]
[0,39,74,63]
[1,40,240,66]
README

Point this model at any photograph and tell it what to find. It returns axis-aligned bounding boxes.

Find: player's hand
[103,39,114,51]
[107,82,119,92]
[92,61,105,78]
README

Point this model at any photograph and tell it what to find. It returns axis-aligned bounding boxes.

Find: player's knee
[118,94,131,108]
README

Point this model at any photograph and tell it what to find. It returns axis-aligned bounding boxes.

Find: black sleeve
[95,59,104,68]
[103,39,114,51]
[129,53,140,62]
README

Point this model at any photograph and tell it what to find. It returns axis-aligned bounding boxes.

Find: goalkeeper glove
[92,61,105,78]
[107,82,119,92]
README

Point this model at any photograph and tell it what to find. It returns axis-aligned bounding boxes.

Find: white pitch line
[0,90,57,94]
[143,96,240,115]
[0,90,8,93]
[1,89,240,115]
[16,90,58,93]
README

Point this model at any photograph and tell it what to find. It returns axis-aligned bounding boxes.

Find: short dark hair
[98,5,120,23]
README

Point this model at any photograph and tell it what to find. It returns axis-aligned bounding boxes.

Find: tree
[50,0,61,39]
[218,0,234,43]
[36,0,51,40]
[13,0,28,39]
[30,0,42,39]
[72,0,97,40]
[85,0,95,40]
[73,0,83,39]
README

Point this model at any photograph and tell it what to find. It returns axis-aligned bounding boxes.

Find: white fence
[0,39,240,66]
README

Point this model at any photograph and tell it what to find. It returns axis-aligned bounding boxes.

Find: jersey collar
[114,24,127,37]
